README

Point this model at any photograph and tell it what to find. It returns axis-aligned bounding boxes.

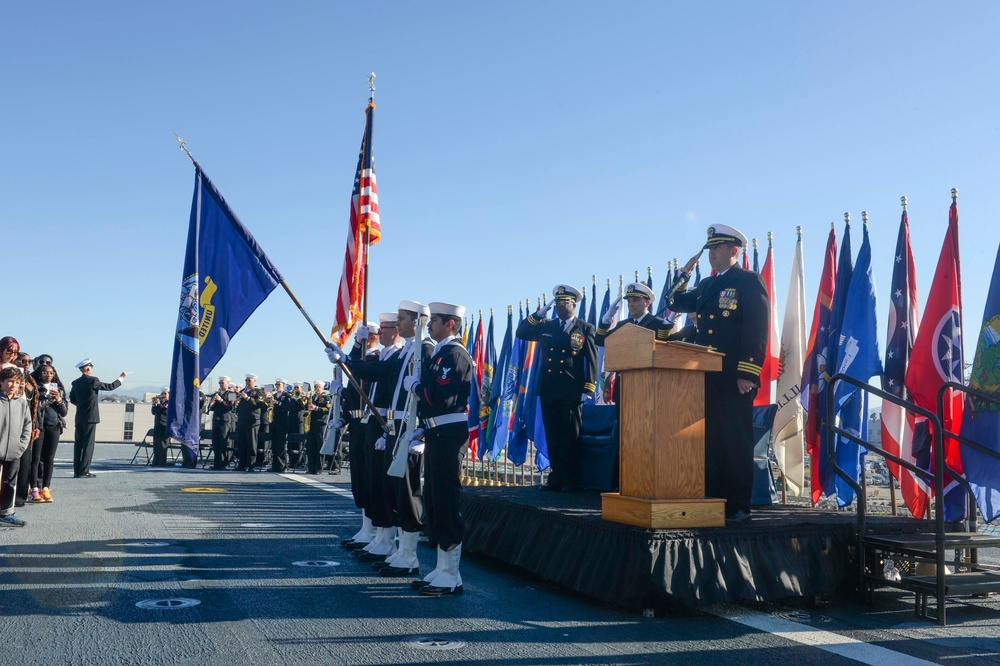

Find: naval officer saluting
[667,224,769,523]
[515,285,598,492]
[69,359,126,478]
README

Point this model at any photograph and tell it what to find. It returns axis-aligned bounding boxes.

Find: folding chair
[129,428,155,465]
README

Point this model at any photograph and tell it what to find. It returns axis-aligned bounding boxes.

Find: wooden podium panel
[601,324,726,529]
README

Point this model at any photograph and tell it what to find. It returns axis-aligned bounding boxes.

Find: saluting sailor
[596,282,663,402]
[667,224,769,523]
[515,285,598,492]
[403,301,473,596]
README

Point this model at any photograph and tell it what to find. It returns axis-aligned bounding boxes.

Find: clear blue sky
[4,1,999,392]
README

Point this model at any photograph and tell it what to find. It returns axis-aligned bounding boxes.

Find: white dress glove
[356,326,369,341]
[333,418,346,430]
[581,393,590,403]
[536,300,554,317]
[601,295,622,325]
[325,343,344,363]
[375,436,386,451]
[403,375,420,393]
[409,428,425,453]
[329,380,344,396]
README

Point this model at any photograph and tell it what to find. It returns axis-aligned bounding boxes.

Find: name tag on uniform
[718,288,738,310]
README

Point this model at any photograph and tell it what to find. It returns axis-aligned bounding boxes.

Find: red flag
[802,227,837,504]
[468,316,485,460]
[881,209,929,518]
[755,240,780,406]
[742,247,750,270]
[331,100,381,345]
[904,198,965,520]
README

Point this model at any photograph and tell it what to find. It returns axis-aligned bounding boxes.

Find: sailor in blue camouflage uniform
[515,284,598,492]
[403,301,473,596]
[667,224,768,523]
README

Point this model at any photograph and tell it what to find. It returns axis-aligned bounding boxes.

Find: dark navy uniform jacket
[595,312,663,346]
[417,339,473,419]
[667,265,769,384]
[516,313,598,400]
[69,375,122,424]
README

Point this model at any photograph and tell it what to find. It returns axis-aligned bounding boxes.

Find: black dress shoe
[344,541,369,551]
[83,473,96,478]
[420,584,463,597]
[410,579,431,590]
[356,550,388,563]
[725,509,751,524]
[380,565,419,577]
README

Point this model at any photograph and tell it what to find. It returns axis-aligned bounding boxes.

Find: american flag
[881,207,929,518]
[331,99,381,345]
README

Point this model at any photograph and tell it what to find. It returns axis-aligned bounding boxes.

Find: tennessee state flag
[801,226,837,504]
[905,196,966,521]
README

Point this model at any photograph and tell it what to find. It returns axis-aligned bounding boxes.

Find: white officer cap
[552,284,583,302]
[76,358,93,369]
[429,302,466,318]
[275,378,286,384]
[218,375,230,383]
[624,282,655,301]
[245,373,257,380]
[704,224,748,249]
[398,300,431,317]
[379,312,398,324]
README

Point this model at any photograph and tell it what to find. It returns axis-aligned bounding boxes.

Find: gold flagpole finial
[172,131,198,167]
[901,196,908,212]
[796,226,802,240]
[634,270,639,282]
[752,238,758,251]
[767,231,773,246]
[367,72,376,99]
[844,212,851,226]
[862,211,868,226]
[951,187,958,202]
[508,304,513,315]
[647,266,652,280]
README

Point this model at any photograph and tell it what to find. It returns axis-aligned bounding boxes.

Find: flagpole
[890,198,906,517]
[361,74,376,326]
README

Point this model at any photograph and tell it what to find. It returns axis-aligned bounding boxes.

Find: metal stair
[829,375,1000,625]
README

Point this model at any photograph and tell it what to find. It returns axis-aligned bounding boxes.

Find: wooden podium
[600,324,727,529]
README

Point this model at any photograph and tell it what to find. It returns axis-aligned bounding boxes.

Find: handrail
[827,373,947,624]
[935,380,1000,535]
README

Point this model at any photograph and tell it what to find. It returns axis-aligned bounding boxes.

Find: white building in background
[60,402,157,443]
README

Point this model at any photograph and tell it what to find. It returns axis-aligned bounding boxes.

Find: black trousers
[423,422,468,551]
[704,374,756,516]
[382,426,425,533]
[365,419,393,528]
[346,418,367,508]
[152,424,169,466]
[211,420,232,469]
[540,397,582,488]
[235,421,258,469]
[34,426,60,488]
[16,440,34,501]
[270,421,288,471]
[74,422,97,476]
[306,424,325,474]
[1,458,21,514]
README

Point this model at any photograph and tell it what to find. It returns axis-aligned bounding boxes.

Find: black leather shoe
[380,565,419,577]
[356,550,388,563]
[725,509,751,524]
[344,541,369,551]
[83,473,97,478]
[410,579,431,591]
[420,584,463,597]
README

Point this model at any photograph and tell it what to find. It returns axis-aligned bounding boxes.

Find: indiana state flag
[832,221,883,507]
[167,167,283,458]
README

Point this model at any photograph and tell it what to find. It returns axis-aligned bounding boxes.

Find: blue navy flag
[961,242,1000,521]
[832,222,883,507]
[167,167,283,457]
[817,219,853,498]
[587,280,598,327]
[485,309,513,458]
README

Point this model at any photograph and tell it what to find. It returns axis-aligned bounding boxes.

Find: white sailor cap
[161,386,170,392]
[275,378,286,384]
[76,358,93,369]
[552,284,583,302]
[704,224,748,249]
[365,321,380,334]
[293,382,303,388]
[398,300,431,317]
[245,373,257,380]
[379,312,398,325]
[313,379,326,386]
[428,301,466,318]
[218,375,230,383]
[625,282,655,301]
